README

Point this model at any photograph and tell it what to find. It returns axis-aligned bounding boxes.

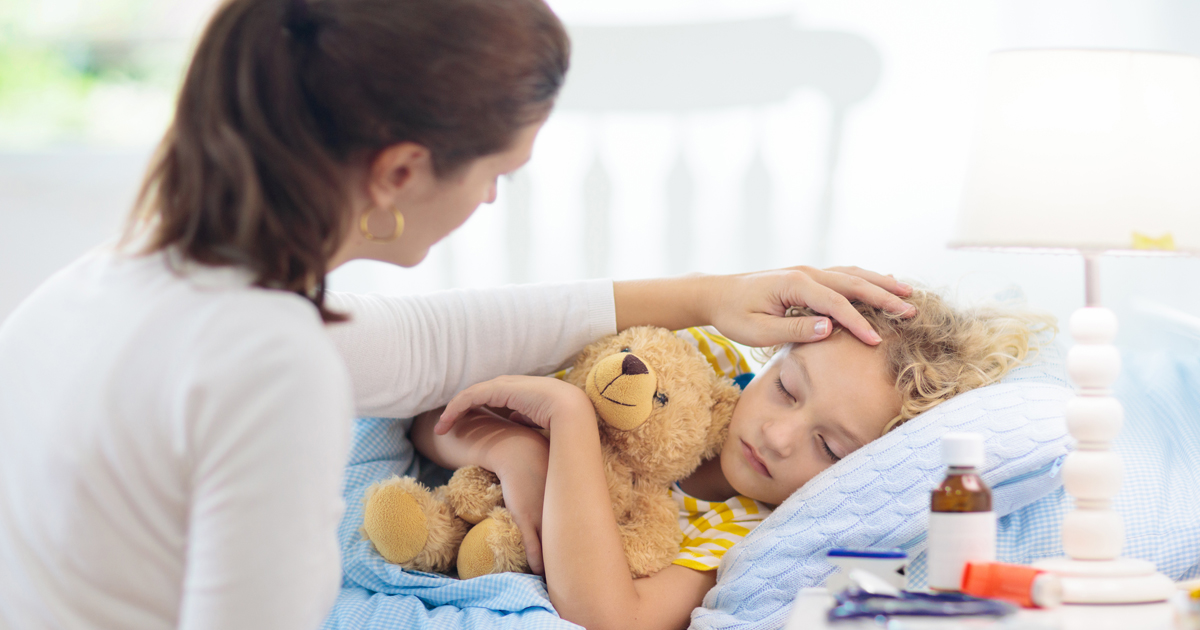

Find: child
[418,288,1054,630]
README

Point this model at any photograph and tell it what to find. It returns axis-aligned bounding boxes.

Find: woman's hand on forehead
[710,266,914,348]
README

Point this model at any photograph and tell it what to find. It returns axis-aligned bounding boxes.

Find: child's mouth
[741,440,772,478]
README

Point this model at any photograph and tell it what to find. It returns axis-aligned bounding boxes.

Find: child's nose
[760,418,796,458]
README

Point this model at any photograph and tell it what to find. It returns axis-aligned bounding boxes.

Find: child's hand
[435,375,593,436]
[436,376,593,575]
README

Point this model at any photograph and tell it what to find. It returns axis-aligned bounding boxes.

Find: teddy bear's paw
[362,476,467,573]
[457,507,529,579]
[444,465,503,524]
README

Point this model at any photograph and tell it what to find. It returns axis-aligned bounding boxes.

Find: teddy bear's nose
[584,350,659,432]
[621,353,649,376]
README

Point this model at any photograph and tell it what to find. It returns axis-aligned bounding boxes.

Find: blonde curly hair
[765,289,1057,434]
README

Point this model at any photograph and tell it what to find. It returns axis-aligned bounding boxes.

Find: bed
[322,344,1200,630]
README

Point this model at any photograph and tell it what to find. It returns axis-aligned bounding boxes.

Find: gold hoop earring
[359,204,405,243]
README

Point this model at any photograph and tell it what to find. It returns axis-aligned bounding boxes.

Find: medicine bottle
[927,432,995,591]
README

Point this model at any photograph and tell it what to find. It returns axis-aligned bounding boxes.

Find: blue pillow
[692,343,1073,629]
[929,351,1200,590]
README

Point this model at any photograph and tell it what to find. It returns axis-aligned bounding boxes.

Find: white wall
[801,0,1200,351]
[3,0,1199,354]
[0,150,152,320]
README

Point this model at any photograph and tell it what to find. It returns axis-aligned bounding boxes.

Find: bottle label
[926,512,996,591]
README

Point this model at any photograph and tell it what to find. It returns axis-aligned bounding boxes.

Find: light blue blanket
[322,417,579,630]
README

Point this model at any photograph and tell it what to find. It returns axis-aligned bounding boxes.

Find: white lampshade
[953,49,1200,254]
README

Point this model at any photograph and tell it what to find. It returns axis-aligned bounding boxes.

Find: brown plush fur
[443,467,502,524]
[361,326,740,579]
[361,476,469,573]
[565,327,740,489]
[458,507,528,579]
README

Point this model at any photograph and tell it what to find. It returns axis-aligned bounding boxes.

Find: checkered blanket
[321,417,578,630]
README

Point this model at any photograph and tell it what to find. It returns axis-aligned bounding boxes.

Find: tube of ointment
[960,562,1062,609]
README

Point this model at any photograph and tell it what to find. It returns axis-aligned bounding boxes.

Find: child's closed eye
[819,435,841,462]
[774,377,796,403]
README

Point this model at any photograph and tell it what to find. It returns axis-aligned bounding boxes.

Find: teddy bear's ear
[564,330,628,389]
[703,378,741,460]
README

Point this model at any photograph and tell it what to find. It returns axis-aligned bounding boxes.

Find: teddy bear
[360,326,743,579]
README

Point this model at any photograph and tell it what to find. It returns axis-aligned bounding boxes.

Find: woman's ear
[367,142,435,208]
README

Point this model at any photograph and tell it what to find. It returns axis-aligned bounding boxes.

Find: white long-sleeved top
[0,246,615,630]
[325,280,615,419]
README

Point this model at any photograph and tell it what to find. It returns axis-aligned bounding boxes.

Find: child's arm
[410,407,550,574]
[542,401,716,630]
[439,376,718,630]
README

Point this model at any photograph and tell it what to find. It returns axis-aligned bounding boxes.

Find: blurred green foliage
[0,0,190,148]
[0,43,98,145]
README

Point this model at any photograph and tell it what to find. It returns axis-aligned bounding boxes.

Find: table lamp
[952,49,1200,604]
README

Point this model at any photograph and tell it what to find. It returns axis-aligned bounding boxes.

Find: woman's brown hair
[126,0,569,321]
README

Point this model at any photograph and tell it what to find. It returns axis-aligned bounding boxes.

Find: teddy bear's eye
[620,347,632,353]
[654,391,669,406]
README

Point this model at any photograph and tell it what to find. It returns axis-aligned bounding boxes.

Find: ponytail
[128,0,569,322]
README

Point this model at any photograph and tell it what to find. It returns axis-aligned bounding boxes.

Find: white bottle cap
[1031,573,1063,608]
[942,432,984,468]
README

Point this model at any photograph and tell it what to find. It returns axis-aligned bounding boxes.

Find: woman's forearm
[613,275,712,332]
[326,281,615,419]
[411,408,547,473]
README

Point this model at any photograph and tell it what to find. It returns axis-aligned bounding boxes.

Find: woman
[0,0,910,628]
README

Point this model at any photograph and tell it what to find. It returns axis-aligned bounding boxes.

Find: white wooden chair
[489,16,882,284]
